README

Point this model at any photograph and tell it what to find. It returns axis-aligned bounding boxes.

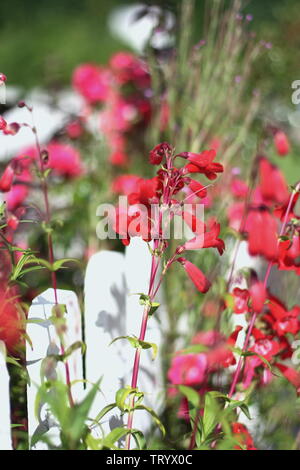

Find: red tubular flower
[188,179,207,198]
[0,287,23,353]
[177,258,211,293]
[259,157,289,205]
[72,63,111,104]
[274,130,290,157]
[0,164,14,192]
[0,73,7,83]
[249,281,267,313]
[183,219,225,255]
[275,363,300,395]
[179,149,224,180]
[247,207,279,261]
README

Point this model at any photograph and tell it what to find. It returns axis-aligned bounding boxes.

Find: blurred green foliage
[1,0,299,95]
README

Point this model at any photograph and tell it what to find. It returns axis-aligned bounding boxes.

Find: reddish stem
[31,119,74,407]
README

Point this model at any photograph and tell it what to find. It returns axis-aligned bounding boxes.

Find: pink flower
[72,64,111,104]
[168,353,207,386]
[46,141,83,178]
[0,165,14,192]
[0,116,7,130]
[111,175,142,195]
[5,170,31,211]
[109,52,150,88]
[66,120,84,139]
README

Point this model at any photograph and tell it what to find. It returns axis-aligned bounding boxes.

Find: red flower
[0,116,7,130]
[232,287,250,314]
[177,258,211,293]
[128,177,160,206]
[274,130,290,157]
[249,281,266,313]
[149,142,172,165]
[264,295,300,336]
[0,287,23,353]
[187,179,207,198]
[179,149,224,180]
[0,164,14,192]
[72,64,111,104]
[247,207,279,261]
[259,157,289,205]
[232,423,257,450]
[278,234,300,271]
[275,363,300,395]
[183,219,225,255]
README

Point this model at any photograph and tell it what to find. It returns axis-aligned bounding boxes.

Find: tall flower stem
[31,117,74,407]
[125,247,161,449]
[228,182,300,398]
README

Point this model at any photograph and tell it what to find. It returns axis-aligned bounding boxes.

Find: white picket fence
[0,238,165,450]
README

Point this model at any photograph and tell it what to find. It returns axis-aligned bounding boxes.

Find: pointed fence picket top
[84,238,165,438]
[0,341,12,450]
[26,288,83,449]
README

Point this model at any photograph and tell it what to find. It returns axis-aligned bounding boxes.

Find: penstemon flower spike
[112,142,225,449]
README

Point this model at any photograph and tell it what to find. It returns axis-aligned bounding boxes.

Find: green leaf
[110,336,158,360]
[134,404,165,436]
[52,258,80,272]
[202,392,220,440]
[6,356,21,367]
[93,403,116,424]
[68,380,101,442]
[102,427,130,449]
[131,429,147,450]
[115,386,141,412]
[178,385,200,409]
[180,344,208,355]
[63,341,86,360]
[149,302,160,316]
